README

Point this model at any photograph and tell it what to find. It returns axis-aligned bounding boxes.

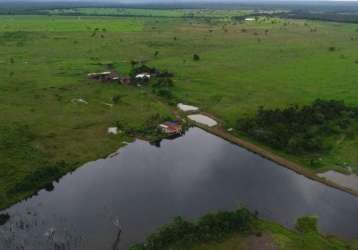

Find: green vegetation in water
[130,210,358,250]
[237,99,358,170]
[0,213,10,225]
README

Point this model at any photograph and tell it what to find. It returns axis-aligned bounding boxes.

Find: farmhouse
[88,71,120,82]
[159,121,182,135]
[135,73,151,80]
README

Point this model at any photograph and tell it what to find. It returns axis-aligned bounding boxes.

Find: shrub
[295,216,318,233]
[152,77,174,100]
[193,54,200,61]
[0,213,10,225]
[112,95,124,104]
[153,77,173,88]
[10,162,65,194]
[328,46,336,52]
[156,89,173,99]
[130,208,254,250]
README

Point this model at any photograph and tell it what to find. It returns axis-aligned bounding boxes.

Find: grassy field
[1,12,358,209]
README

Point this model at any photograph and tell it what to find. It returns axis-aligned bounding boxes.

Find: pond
[1,127,357,250]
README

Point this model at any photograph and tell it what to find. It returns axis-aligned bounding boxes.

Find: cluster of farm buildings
[88,71,151,85]
[88,67,218,138]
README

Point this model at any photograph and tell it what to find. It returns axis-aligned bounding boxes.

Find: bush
[295,216,318,233]
[10,162,65,194]
[0,213,10,225]
[130,208,254,250]
[328,46,336,52]
[112,95,124,104]
[156,89,173,99]
[193,54,200,61]
[152,77,174,100]
[153,77,173,88]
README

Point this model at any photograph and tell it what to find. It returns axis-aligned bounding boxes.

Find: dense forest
[237,99,358,155]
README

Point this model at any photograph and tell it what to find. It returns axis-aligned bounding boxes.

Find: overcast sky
[1,0,358,3]
[1,0,358,2]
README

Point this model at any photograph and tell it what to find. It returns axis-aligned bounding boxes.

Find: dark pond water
[1,128,358,250]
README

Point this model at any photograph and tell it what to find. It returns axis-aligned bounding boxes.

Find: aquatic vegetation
[0,213,10,225]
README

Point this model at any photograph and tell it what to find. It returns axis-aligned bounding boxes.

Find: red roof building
[159,122,182,135]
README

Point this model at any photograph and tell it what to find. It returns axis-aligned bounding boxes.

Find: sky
[1,0,358,4]
[1,0,358,1]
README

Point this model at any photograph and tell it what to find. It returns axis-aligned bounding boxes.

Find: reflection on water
[318,170,358,192]
[1,128,358,250]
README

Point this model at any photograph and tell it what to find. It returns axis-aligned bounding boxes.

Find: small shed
[159,121,182,135]
[88,71,120,82]
[135,73,151,80]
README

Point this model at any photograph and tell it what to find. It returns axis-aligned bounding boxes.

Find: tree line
[236,99,358,155]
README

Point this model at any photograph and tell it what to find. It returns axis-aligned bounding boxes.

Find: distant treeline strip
[0,9,224,20]
[272,11,358,24]
[3,9,358,24]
